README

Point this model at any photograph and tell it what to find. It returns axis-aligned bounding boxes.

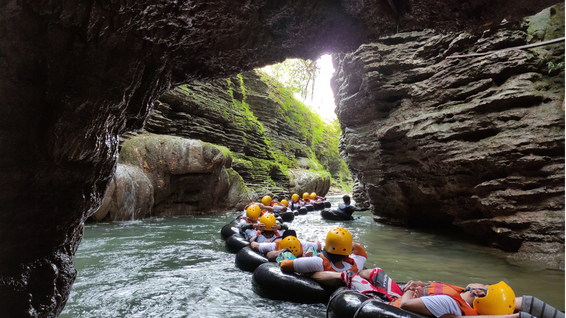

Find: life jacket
[317,253,359,273]
[391,282,478,316]
[367,268,404,302]
[255,230,281,243]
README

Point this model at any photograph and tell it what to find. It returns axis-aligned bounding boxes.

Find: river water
[60,196,564,317]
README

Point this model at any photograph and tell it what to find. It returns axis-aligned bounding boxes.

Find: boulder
[92,164,154,221]
[119,133,251,215]
[289,169,331,196]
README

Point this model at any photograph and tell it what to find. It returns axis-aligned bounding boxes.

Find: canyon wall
[93,71,339,221]
[146,71,339,199]
[334,4,565,267]
[0,0,559,316]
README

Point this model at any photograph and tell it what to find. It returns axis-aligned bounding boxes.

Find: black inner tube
[327,288,428,318]
[321,209,353,221]
[235,246,268,272]
[225,233,249,253]
[221,223,241,240]
[252,263,333,304]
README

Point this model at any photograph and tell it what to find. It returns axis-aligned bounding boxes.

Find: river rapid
[60,196,564,317]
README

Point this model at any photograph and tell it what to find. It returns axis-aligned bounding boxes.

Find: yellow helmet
[310,192,316,199]
[259,213,276,231]
[474,281,516,315]
[246,205,261,221]
[279,236,302,257]
[281,199,288,207]
[325,227,352,256]
[261,196,272,206]
[302,192,310,200]
[291,194,299,202]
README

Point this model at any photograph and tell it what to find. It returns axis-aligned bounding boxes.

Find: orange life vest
[392,282,478,315]
[317,253,359,272]
[255,230,281,243]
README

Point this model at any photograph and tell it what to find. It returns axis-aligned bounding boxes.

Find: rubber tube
[326,288,370,318]
[225,233,249,253]
[324,201,332,208]
[326,288,427,318]
[298,207,308,215]
[321,209,354,221]
[314,203,325,210]
[280,211,295,222]
[305,204,314,212]
[353,298,428,318]
[521,296,565,318]
[235,246,268,272]
[252,263,332,304]
[221,223,241,240]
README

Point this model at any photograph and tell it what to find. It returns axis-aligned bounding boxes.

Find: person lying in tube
[249,230,321,261]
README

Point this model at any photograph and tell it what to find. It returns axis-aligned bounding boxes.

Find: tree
[259,58,320,101]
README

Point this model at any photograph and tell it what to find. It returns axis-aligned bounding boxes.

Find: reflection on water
[60,196,564,317]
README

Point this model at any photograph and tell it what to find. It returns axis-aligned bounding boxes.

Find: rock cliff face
[94,134,251,219]
[145,71,334,199]
[333,4,565,267]
[0,0,560,316]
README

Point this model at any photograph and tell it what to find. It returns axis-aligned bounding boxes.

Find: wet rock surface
[145,72,332,198]
[334,4,565,267]
[0,0,560,316]
[92,164,154,221]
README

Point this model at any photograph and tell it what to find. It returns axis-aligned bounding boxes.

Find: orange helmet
[302,192,309,200]
[281,199,289,207]
[291,194,299,202]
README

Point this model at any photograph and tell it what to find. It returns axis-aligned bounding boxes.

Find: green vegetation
[256,70,350,182]
[168,68,352,195]
[547,61,564,74]
[259,58,320,100]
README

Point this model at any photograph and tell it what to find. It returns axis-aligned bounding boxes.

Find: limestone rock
[288,169,331,196]
[116,133,250,215]
[92,164,154,221]
[146,72,338,197]
[334,4,565,267]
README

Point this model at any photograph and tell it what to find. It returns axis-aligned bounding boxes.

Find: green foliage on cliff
[256,70,349,181]
[157,69,350,196]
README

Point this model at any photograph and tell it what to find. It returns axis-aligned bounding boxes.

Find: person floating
[337,194,368,217]
[247,213,287,243]
[249,230,321,261]
[240,204,261,225]
[279,227,367,275]
[288,193,302,211]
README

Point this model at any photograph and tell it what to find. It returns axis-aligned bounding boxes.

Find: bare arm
[266,250,281,261]
[308,271,344,287]
[399,290,433,316]
[403,280,427,292]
